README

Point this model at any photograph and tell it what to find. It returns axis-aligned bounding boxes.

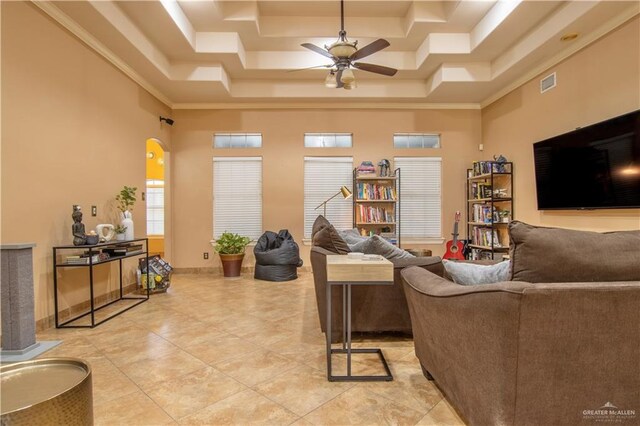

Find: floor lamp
[315,186,353,217]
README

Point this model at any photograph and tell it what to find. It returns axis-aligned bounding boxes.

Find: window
[213,133,262,148]
[304,157,353,238]
[146,179,164,235]
[394,157,442,239]
[393,133,440,149]
[213,157,262,239]
[304,133,352,148]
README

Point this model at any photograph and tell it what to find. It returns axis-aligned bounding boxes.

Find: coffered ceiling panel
[41,0,639,107]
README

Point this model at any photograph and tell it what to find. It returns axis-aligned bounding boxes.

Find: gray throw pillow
[443,260,511,286]
[349,235,414,260]
[338,228,368,245]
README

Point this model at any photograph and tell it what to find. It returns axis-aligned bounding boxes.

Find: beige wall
[171,108,482,268]
[1,2,172,323]
[482,17,640,231]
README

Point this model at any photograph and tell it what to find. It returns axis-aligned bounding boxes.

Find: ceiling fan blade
[301,43,335,59]
[352,62,397,76]
[287,64,334,73]
[349,39,390,61]
[336,69,344,88]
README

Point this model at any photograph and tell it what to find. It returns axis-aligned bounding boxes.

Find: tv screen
[533,110,640,210]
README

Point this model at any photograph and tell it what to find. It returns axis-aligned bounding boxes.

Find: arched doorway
[146,138,165,257]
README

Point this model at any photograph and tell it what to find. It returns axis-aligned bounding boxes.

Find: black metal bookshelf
[353,167,401,247]
[466,161,514,260]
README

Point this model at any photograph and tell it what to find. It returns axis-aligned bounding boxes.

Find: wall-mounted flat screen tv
[533,110,640,210]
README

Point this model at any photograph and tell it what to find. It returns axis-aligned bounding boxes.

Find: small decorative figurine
[493,154,508,173]
[378,159,391,177]
[72,206,87,246]
[96,224,116,242]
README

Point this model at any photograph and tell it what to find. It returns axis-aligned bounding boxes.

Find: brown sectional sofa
[311,245,444,336]
[401,222,640,425]
[309,215,445,337]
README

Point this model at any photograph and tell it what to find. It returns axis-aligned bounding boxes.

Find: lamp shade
[340,186,353,199]
[328,42,357,58]
[325,72,338,88]
[340,68,355,84]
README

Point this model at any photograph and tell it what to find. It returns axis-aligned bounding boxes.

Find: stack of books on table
[65,252,109,265]
[102,243,144,257]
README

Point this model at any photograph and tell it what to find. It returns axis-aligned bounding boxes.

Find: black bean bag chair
[254,230,303,281]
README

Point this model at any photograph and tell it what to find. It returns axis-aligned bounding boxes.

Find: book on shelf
[65,252,109,264]
[358,205,395,223]
[472,161,510,176]
[470,182,493,199]
[102,243,144,256]
[356,183,396,201]
[471,227,502,247]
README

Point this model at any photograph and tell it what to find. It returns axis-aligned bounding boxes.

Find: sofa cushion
[349,235,414,260]
[443,260,511,285]
[509,221,640,283]
[311,215,331,240]
[312,224,351,254]
[338,228,368,245]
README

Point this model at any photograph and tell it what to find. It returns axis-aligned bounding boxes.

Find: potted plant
[114,225,127,241]
[214,232,250,277]
[115,186,136,240]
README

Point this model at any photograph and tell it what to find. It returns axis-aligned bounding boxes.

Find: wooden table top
[326,255,393,283]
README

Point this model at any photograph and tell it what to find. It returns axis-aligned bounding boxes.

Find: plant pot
[219,253,244,277]
[115,234,125,241]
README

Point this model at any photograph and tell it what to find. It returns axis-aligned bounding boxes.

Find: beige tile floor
[37,272,466,426]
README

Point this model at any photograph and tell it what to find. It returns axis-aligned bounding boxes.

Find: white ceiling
[38,0,639,107]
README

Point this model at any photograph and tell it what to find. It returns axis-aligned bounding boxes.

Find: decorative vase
[219,253,244,277]
[121,211,134,241]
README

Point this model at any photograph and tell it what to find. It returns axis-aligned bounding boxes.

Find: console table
[325,255,394,382]
[53,238,150,328]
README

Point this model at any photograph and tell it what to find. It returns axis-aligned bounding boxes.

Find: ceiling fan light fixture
[328,41,357,58]
[340,68,355,84]
[343,80,357,90]
[325,71,338,88]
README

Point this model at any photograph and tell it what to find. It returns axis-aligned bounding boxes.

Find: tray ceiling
[36,0,640,107]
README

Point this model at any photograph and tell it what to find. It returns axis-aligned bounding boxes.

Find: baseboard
[173,266,312,274]
[36,283,138,332]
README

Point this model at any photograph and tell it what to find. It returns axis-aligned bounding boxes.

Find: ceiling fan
[298,0,397,89]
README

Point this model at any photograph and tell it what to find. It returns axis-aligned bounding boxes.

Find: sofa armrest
[401,265,533,297]
[392,256,445,277]
[401,265,528,425]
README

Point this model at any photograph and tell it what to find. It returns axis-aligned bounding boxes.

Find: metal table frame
[326,280,394,382]
[53,238,150,328]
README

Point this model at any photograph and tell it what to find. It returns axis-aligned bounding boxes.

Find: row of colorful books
[470,182,493,199]
[356,183,396,201]
[357,205,395,223]
[471,227,503,247]
[65,252,110,264]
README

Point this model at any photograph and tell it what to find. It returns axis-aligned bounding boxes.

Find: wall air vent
[540,72,556,93]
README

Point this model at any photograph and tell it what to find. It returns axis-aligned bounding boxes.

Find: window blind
[304,157,353,238]
[394,157,442,238]
[146,179,164,235]
[213,157,262,239]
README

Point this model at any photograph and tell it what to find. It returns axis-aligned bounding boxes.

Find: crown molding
[480,7,639,109]
[31,0,173,108]
[171,102,481,110]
